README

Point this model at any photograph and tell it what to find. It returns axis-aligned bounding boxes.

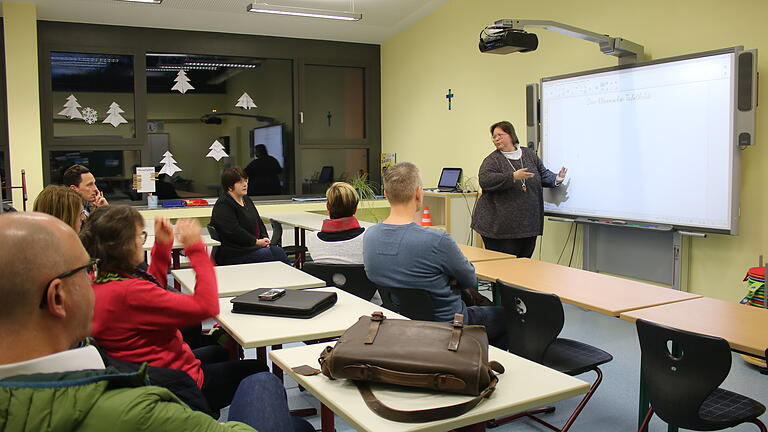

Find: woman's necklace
[505,155,527,192]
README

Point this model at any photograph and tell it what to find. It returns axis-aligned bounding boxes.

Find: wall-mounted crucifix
[445,89,454,110]
[327,111,333,127]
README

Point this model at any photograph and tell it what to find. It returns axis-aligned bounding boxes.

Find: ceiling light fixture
[114,0,163,4]
[247,3,361,21]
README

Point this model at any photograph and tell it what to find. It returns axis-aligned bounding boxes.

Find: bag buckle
[371,311,386,321]
[452,313,464,328]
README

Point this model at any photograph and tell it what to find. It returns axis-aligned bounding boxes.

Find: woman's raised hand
[176,218,202,248]
[513,168,535,181]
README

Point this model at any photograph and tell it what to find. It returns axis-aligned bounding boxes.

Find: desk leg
[321,403,335,432]
[271,344,283,380]
[293,227,302,268]
[256,346,267,363]
[171,250,181,289]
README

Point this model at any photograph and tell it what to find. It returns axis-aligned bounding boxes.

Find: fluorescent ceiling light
[247,3,362,21]
[114,0,163,4]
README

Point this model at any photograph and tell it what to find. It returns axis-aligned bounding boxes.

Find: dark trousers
[218,245,289,266]
[466,305,508,350]
[194,345,269,411]
[482,235,537,259]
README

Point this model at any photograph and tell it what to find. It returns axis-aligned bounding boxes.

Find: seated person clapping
[80,206,287,416]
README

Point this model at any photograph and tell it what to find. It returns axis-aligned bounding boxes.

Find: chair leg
[487,367,604,432]
[637,407,654,432]
[750,419,768,432]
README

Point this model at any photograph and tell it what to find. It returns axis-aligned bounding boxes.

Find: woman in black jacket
[210,167,288,265]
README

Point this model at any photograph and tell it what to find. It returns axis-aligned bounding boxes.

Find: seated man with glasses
[0,212,312,431]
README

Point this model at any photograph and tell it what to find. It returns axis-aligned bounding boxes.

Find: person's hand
[176,218,202,248]
[556,166,568,183]
[154,218,174,245]
[256,238,270,247]
[513,168,535,181]
[93,191,108,207]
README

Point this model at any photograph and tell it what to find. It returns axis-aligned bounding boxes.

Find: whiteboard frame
[540,47,743,235]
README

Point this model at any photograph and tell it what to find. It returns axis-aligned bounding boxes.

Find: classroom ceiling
[4,0,450,44]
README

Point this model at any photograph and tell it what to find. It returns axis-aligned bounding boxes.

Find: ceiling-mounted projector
[479,28,539,54]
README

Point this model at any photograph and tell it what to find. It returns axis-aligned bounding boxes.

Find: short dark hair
[62,164,91,187]
[79,205,144,273]
[490,121,519,145]
[221,167,248,192]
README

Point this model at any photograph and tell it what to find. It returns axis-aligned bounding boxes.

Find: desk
[620,297,768,358]
[172,261,325,297]
[456,244,515,263]
[215,287,404,349]
[473,258,702,316]
[270,342,590,432]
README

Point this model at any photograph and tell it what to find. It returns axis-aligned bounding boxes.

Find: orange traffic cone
[421,206,433,226]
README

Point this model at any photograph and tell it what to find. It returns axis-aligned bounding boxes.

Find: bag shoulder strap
[354,373,498,423]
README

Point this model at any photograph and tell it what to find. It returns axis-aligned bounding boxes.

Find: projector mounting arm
[492,19,644,64]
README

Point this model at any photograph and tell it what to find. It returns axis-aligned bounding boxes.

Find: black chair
[493,280,613,431]
[375,285,436,321]
[269,219,308,266]
[206,224,221,265]
[636,319,766,432]
[302,263,378,301]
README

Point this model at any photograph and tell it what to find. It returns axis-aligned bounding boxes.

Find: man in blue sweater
[363,162,506,348]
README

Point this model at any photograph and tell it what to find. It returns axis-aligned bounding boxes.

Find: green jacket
[0,365,256,432]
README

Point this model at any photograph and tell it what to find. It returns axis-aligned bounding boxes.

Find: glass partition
[145,53,294,197]
[49,149,142,202]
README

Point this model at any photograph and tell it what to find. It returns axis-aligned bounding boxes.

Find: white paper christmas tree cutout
[171,70,194,94]
[82,107,98,125]
[102,102,128,128]
[158,151,182,176]
[235,92,257,110]
[57,94,84,120]
[205,140,229,161]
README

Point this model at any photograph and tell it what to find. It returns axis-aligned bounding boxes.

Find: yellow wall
[3,3,43,207]
[381,0,768,300]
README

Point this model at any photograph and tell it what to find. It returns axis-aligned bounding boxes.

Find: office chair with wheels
[636,319,766,432]
[206,224,221,265]
[375,285,436,321]
[302,263,377,301]
[269,219,307,266]
[493,280,613,431]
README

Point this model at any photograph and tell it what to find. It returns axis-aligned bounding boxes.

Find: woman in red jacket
[81,205,267,412]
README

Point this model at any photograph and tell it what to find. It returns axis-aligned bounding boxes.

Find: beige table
[457,244,515,263]
[216,287,403,348]
[620,296,768,357]
[270,342,590,432]
[473,258,702,316]
[172,261,325,297]
[143,234,220,252]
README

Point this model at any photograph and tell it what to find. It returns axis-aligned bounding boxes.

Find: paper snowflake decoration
[82,107,98,125]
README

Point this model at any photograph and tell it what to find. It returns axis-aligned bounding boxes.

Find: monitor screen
[438,168,462,189]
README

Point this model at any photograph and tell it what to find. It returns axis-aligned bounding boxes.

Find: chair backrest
[376,285,436,321]
[496,279,564,362]
[206,224,221,264]
[270,219,283,246]
[302,263,377,301]
[635,319,733,430]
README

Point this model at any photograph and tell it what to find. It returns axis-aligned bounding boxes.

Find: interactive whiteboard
[541,49,741,234]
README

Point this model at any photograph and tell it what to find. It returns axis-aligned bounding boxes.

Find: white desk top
[172,261,325,297]
[216,287,404,348]
[261,211,374,230]
[143,234,220,251]
[270,342,589,432]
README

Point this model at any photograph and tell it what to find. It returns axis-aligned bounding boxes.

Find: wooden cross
[445,89,454,110]
[327,111,332,127]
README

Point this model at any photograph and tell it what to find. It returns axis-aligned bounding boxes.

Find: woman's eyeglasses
[139,230,148,244]
[39,258,99,309]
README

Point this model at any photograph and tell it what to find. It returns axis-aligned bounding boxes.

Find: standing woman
[471,121,567,258]
[211,167,288,265]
